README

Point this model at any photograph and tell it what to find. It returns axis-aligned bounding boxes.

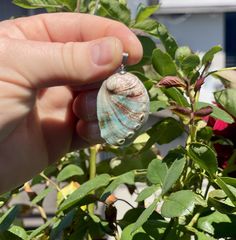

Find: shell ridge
[111,95,149,120]
[97,83,129,144]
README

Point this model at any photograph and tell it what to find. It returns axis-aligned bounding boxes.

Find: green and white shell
[97,72,150,146]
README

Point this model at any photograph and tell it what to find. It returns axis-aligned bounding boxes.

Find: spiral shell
[97,72,150,146]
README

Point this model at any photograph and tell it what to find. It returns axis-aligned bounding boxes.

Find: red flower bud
[194,77,205,92]
[156,76,186,88]
[171,105,192,116]
[195,106,213,117]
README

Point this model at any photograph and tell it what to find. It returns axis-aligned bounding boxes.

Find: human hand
[0,13,142,193]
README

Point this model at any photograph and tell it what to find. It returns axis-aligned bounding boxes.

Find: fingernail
[91,38,117,65]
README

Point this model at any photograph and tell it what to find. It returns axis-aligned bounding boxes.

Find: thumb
[0,37,123,89]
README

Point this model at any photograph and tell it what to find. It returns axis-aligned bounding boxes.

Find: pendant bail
[119,52,129,74]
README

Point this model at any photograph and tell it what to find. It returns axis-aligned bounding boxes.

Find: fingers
[72,89,103,146]
[9,13,143,65]
[73,90,98,121]
[0,37,123,88]
[76,120,103,145]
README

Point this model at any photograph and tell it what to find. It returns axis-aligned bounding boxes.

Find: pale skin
[0,13,143,193]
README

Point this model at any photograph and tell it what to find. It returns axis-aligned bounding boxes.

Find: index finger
[10,13,143,65]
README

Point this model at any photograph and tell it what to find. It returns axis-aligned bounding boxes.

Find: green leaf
[221,177,236,188]
[188,143,217,176]
[175,46,192,64]
[196,102,234,124]
[57,164,84,182]
[156,23,178,59]
[137,36,156,66]
[60,0,76,11]
[8,226,28,240]
[50,210,75,239]
[29,218,53,238]
[162,87,190,107]
[58,174,111,212]
[121,218,167,240]
[149,100,168,112]
[132,200,158,232]
[196,126,213,142]
[135,4,159,22]
[120,207,164,228]
[0,205,20,232]
[152,49,177,76]
[98,149,155,176]
[121,223,147,240]
[161,190,195,217]
[31,187,53,205]
[98,0,131,25]
[208,197,236,214]
[141,117,184,153]
[132,19,158,33]
[194,194,208,207]
[0,231,23,240]
[101,171,135,200]
[216,177,236,206]
[181,54,200,72]
[187,227,216,240]
[150,117,184,145]
[147,159,168,185]
[198,210,236,237]
[163,146,186,166]
[209,189,227,200]
[162,157,186,195]
[12,0,70,10]
[202,45,222,65]
[214,88,236,117]
[136,185,160,202]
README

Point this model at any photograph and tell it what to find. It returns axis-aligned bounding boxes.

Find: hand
[0,13,142,193]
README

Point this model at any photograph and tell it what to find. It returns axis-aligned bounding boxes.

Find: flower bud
[195,106,213,117]
[194,77,205,92]
[171,105,192,116]
[156,76,186,88]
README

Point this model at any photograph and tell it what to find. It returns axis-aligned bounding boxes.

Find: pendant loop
[119,52,129,74]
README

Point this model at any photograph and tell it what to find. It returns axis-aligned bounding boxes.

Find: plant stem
[40,173,67,200]
[187,212,200,228]
[88,145,98,214]
[87,145,99,240]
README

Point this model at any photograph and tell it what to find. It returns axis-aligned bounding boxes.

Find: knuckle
[60,42,78,80]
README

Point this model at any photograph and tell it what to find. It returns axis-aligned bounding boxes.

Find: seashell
[97,72,150,146]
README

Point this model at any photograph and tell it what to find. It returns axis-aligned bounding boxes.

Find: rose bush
[0,0,235,239]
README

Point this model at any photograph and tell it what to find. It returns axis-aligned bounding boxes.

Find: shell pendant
[97,54,150,146]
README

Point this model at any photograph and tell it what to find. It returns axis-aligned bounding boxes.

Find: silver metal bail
[119,52,129,74]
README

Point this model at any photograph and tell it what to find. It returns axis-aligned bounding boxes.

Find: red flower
[204,105,236,175]
[206,115,236,145]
